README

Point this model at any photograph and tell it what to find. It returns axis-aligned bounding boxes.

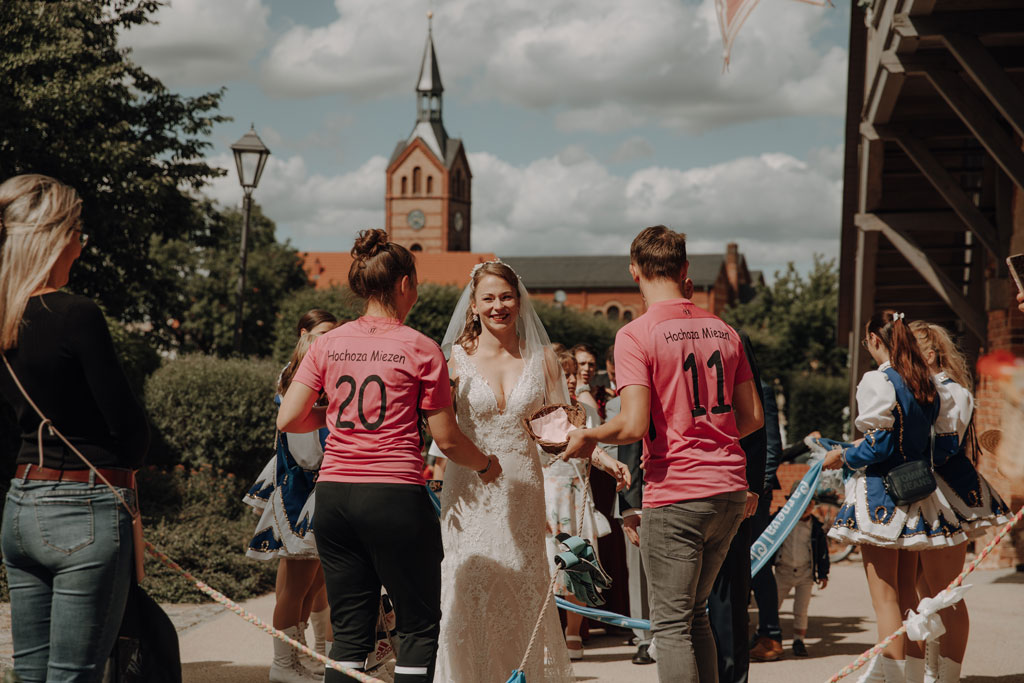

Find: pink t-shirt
[291,316,451,485]
[614,299,752,508]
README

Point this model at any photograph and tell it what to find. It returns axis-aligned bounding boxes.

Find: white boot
[905,656,925,683]
[881,657,906,683]
[924,641,939,683]
[857,655,885,683]
[270,626,319,683]
[310,608,331,657]
[937,656,962,682]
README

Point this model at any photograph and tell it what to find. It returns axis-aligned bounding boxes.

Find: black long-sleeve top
[738,331,767,498]
[1,292,149,470]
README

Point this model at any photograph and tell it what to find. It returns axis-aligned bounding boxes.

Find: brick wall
[974,306,1024,568]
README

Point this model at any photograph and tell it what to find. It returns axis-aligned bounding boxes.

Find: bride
[433,261,627,682]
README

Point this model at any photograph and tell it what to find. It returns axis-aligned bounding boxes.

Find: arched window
[427,175,433,194]
[606,305,620,321]
[401,176,407,195]
[412,167,421,194]
[410,243,423,252]
[623,310,634,322]
[593,310,604,318]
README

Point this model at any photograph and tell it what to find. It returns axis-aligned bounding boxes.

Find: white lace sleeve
[853,370,896,434]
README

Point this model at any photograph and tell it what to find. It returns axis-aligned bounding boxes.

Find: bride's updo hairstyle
[454,261,520,351]
[347,229,416,317]
[866,310,936,405]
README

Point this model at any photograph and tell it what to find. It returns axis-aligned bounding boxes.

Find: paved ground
[2,561,1023,681]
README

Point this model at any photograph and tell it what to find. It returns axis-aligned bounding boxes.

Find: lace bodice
[435,345,574,682]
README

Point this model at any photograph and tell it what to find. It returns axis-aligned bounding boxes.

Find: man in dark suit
[707,333,780,682]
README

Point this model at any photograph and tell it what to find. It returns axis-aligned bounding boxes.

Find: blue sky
[122,0,851,278]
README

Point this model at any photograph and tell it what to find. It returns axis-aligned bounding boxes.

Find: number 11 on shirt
[682,350,732,418]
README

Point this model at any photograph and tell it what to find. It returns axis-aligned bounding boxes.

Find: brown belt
[15,464,136,490]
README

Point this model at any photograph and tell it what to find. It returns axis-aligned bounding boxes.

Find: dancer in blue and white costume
[245,309,337,683]
[823,311,960,683]
[902,321,1011,683]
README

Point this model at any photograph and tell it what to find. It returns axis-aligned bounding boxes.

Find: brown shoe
[750,636,783,662]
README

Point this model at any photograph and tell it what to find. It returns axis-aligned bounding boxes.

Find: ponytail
[867,311,936,405]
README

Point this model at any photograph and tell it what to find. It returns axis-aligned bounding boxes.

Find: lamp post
[230,124,271,354]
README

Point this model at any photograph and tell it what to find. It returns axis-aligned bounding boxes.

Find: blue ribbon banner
[750,460,823,578]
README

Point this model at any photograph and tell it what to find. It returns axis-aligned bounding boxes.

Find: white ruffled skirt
[828,456,1010,550]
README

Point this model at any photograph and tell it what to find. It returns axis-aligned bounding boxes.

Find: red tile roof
[300,251,499,290]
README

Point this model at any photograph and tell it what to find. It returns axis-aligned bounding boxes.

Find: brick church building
[299,18,760,320]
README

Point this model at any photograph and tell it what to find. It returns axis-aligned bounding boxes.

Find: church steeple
[410,12,448,160]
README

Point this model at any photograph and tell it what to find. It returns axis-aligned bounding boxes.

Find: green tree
[148,201,309,357]
[724,255,845,383]
[271,286,362,362]
[406,284,463,345]
[0,0,226,321]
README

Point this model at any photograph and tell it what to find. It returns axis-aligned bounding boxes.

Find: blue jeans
[2,477,135,683]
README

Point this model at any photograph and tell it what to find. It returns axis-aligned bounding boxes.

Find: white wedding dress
[434,345,575,683]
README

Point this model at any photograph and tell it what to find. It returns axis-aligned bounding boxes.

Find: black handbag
[883,428,936,506]
[104,581,182,683]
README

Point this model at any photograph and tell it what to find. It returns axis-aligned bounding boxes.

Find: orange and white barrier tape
[824,506,1023,683]
[144,542,387,683]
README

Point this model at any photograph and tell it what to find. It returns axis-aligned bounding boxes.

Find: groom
[564,225,764,683]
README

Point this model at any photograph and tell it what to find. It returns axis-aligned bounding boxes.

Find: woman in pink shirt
[277,229,501,683]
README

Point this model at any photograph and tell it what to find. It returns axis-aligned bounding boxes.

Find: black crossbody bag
[883,427,936,506]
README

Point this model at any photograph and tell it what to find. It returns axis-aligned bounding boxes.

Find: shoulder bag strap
[1,352,136,514]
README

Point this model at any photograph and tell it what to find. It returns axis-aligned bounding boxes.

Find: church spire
[416,12,444,97]
[410,11,448,160]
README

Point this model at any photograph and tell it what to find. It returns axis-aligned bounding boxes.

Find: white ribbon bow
[903,584,972,641]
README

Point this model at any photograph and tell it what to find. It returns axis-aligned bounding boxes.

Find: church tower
[385,14,471,253]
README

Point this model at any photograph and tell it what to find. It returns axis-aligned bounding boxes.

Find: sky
[120,0,851,279]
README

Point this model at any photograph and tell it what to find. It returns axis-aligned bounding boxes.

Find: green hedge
[144,355,280,480]
[786,372,849,442]
[535,301,618,358]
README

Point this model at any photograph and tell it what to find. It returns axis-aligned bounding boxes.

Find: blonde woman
[0,174,149,682]
[903,322,1011,683]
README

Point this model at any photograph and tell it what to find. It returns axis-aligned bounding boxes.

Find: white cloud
[608,136,655,164]
[217,143,842,278]
[206,152,387,248]
[121,0,270,85]
[258,0,846,132]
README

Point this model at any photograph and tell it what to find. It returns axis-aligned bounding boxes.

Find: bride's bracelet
[476,456,493,475]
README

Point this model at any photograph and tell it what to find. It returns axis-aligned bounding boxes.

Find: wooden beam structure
[942,33,1024,140]
[872,125,1004,259]
[924,68,1024,191]
[855,213,987,339]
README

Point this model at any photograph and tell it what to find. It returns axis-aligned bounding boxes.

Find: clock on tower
[385,15,471,253]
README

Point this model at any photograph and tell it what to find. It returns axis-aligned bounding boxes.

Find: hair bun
[352,229,390,262]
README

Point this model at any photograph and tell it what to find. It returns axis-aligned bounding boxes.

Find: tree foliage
[271,286,362,362]
[0,0,227,320]
[148,202,309,357]
[723,255,846,383]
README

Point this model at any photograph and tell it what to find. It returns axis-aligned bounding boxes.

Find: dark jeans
[709,518,752,683]
[314,482,442,683]
[642,491,746,683]
[749,495,781,641]
[2,478,135,683]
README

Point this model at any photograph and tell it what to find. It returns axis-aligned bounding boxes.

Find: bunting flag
[715,0,831,67]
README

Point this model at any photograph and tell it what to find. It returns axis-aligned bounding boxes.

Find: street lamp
[230,124,271,354]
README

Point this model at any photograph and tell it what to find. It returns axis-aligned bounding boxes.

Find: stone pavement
[2,562,1023,681]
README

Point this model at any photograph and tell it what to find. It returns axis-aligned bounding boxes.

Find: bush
[144,355,280,480]
[786,372,849,442]
[136,465,277,603]
[106,316,162,397]
[271,286,362,362]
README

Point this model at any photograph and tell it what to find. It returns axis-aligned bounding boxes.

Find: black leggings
[314,481,442,683]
